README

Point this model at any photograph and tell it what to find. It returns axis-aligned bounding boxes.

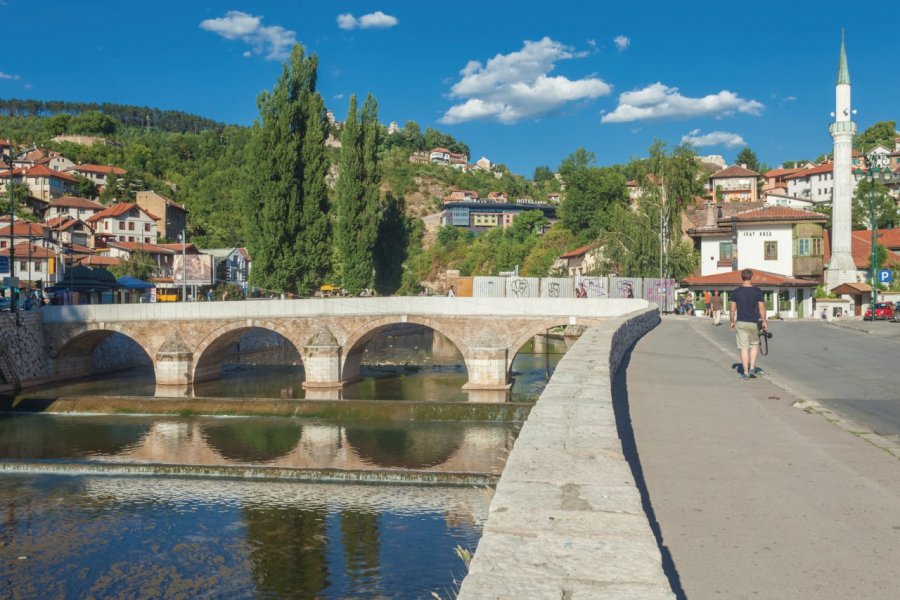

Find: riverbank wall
[0,312,47,391]
[457,306,674,599]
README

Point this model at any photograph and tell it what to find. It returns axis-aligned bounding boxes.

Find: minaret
[825,31,858,288]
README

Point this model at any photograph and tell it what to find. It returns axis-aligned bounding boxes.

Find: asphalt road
[694,316,900,442]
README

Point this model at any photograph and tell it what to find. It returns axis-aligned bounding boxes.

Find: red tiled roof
[68,244,95,254]
[560,244,594,259]
[710,165,761,178]
[823,228,900,269]
[48,196,106,210]
[70,164,127,175]
[0,221,48,237]
[720,206,826,223]
[108,241,174,254]
[156,242,200,254]
[24,163,79,183]
[0,138,12,146]
[682,269,817,287]
[431,147,450,153]
[86,202,159,223]
[0,242,57,259]
[783,163,834,180]
[76,255,120,267]
[764,167,804,179]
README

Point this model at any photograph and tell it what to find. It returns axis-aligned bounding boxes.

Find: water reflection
[0,415,518,474]
[0,474,487,599]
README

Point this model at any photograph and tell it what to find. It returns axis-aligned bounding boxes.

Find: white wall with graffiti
[472,275,675,307]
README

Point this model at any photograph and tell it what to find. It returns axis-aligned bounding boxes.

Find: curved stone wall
[457,307,674,599]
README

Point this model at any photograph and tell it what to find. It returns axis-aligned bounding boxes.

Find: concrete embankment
[458,307,674,599]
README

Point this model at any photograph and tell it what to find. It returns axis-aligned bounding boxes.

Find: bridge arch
[192,321,305,384]
[506,320,577,377]
[200,419,302,463]
[340,316,469,384]
[49,326,155,382]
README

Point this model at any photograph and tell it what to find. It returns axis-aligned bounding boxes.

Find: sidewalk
[623,319,900,600]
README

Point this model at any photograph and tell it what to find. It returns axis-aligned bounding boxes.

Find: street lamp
[854,150,894,320]
[178,229,186,301]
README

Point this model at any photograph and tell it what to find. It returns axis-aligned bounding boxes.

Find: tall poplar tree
[335,94,381,294]
[243,44,331,295]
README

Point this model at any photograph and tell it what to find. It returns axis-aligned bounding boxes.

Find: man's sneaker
[750,367,763,375]
[739,373,755,380]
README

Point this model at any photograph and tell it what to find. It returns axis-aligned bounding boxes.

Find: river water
[1,327,569,598]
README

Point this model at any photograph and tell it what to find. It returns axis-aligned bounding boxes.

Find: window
[797,239,811,256]
[128,236,135,242]
[128,222,135,231]
[719,241,733,261]
[105,222,110,231]
[34,261,41,272]
[765,241,778,260]
[144,223,150,232]
[19,261,27,271]
[119,236,125,241]
[119,222,125,230]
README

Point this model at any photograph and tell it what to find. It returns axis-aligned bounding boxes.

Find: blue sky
[1,1,897,176]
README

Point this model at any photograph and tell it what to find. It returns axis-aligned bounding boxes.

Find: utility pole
[3,153,16,315]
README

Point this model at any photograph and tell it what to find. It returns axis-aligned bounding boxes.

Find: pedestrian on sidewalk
[703,289,712,316]
[710,289,724,326]
[729,269,767,379]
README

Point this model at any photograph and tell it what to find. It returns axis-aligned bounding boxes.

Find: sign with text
[879,269,893,284]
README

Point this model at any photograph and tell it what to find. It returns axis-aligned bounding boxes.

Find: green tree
[71,174,98,199]
[852,179,898,229]
[533,165,553,183]
[854,121,896,153]
[110,250,154,281]
[242,44,331,295]
[736,147,760,172]
[557,148,628,244]
[44,113,71,136]
[401,120,423,152]
[557,147,595,183]
[335,94,381,294]
[373,193,409,295]
[71,111,119,136]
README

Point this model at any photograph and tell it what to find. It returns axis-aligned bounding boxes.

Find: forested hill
[0,98,222,133]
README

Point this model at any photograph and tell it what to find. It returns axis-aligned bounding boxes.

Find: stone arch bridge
[42,297,646,393]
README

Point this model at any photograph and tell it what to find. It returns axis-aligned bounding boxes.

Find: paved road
[696,317,900,442]
[623,318,900,600]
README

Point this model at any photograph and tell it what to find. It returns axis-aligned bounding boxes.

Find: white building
[86,202,159,246]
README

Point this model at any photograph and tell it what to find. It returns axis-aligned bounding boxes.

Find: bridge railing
[40,296,650,323]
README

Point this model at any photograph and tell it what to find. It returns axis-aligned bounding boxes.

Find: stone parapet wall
[457,306,672,599]
[0,312,48,390]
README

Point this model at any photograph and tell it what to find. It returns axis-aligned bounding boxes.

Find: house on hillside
[44,196,106,222]
[708,165,760,202]
[19,164,79,200]
[135,190,187,241]
[67,163,127,190]
[86,203,159,246]
[45,216,94,248]
[202,247,251,288]
[557,244,602,276]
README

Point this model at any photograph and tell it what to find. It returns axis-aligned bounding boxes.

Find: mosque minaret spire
[825,30,858,288]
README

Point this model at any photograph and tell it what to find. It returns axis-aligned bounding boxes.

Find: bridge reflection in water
[0,414,519,474]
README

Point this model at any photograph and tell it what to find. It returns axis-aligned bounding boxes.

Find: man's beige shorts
[735,321,759,349]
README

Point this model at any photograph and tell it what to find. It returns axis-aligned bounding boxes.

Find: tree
[736,147,760,172]
[110,250,154,281]
[557,147,595,184]
[558,162,628,243]
[242,43,332,295]
[373,193,409,295]
[335,94,381,294]
[533,165,553,184]
[401,120,423,152]
[44,113,71,136]
[71,111,119,136]
[852,179,899,229]
[854,121,896,153]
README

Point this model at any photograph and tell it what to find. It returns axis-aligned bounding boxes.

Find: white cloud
[337,11,398,30]
[333,93,345,100]
[200,11,296,61]
[601,82,763,123]
[441,37,611,125]
[784,95,797,101]
[681,128,746,148]
[0,72,20,80]
[614,35,630,52]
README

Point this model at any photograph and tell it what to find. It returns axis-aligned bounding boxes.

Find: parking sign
[0,256,8,273]
[879,269,893,284]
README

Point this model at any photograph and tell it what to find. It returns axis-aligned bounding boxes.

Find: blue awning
[116,276,155,290]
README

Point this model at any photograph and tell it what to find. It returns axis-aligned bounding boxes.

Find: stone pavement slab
[627,318,900,600]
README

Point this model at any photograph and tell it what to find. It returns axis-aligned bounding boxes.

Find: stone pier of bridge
[36,297,646,394]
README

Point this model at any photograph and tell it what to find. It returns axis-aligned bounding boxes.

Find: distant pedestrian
[730,269,768,379]
[447,285,456,297]
[576,283,587,298]
[678,295,687,315]
[206,289,213,302]
[703,289,712,316]
[710,290,724,326]
[685,294,695,316]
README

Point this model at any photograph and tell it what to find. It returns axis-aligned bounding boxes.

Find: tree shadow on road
[612,348,687,600]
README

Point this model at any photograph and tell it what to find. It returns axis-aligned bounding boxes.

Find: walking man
[710,289,724,326]
[729,269,768,379]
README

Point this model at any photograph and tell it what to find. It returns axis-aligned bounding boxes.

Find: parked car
[893,302,900,323]
[864,302,895,320]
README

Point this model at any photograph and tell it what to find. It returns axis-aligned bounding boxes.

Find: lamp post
[2,153,16,315]
[854,150,894,320]
[178,229,186,301]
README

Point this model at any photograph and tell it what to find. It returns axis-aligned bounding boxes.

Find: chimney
[741,163,748,169]
[705,201,717,227]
